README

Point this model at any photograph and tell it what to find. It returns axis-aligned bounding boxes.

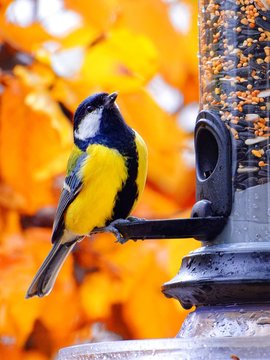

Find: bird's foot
[92,217,146,244]
[108,217,146,243]
[92,219,129,244]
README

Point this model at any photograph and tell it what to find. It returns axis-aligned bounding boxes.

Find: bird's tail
[26,240,76,298]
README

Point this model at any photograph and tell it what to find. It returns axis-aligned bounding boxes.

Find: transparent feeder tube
[199,0,270,243]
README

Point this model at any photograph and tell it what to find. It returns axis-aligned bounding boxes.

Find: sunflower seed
[245,137,267,145]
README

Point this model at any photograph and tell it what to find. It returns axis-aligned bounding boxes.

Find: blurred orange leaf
[0,76,72,213]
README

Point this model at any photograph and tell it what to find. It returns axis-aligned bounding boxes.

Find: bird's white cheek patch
[74,108,103,140]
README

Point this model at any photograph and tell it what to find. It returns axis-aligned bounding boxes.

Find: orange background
[0,0,199,359]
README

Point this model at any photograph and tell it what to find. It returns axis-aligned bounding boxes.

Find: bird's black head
[73,92,122,146]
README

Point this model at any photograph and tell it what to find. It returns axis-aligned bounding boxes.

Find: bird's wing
[51,150,87,244]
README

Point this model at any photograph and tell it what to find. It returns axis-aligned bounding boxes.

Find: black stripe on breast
[109,141,139,222]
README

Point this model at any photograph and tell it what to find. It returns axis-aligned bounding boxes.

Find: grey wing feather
[51,153,87,243]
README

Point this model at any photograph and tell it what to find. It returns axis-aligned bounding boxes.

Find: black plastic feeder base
[162,246,270,309]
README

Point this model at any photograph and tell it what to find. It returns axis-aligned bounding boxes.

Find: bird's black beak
[105,92,118,108]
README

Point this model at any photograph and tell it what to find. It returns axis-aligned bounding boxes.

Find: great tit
[26,92,148,298]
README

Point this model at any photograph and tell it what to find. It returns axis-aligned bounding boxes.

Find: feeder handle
[111,216,226,242]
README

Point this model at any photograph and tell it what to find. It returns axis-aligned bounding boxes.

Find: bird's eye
[86,105,94,113]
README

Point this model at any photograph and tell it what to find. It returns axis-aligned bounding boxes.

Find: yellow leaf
[61,26,99,48]
[81,28,158,92]
[119,0,188,88]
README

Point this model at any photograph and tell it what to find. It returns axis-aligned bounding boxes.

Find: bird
[26,92,148,298]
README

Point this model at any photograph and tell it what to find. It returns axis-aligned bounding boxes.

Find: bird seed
[200,0,270,190]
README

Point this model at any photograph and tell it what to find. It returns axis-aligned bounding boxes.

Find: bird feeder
[57,0,270,357]
[163,0,270,337]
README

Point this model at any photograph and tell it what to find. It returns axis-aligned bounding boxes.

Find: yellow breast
[64,144,128,235]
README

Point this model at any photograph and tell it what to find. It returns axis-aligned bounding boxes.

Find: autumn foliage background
[0,0,199,359]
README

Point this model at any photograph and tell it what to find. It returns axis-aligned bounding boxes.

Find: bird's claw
[101,224,127,244]
[106,218,131,244]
